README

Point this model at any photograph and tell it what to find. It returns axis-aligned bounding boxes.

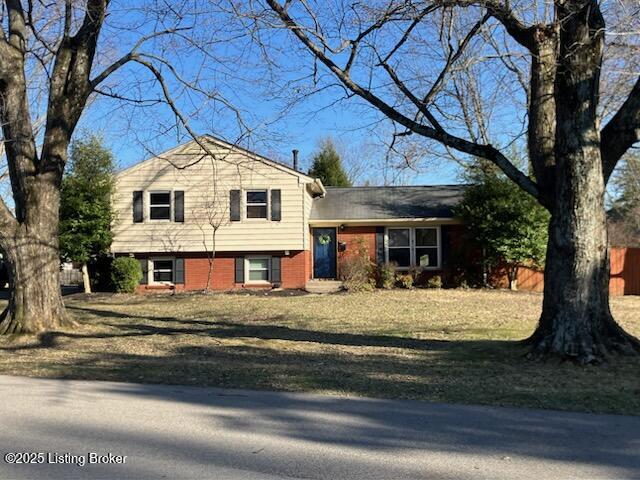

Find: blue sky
[81,78,461,186]
[74,2,462,186]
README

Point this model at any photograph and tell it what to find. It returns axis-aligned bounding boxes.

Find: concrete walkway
[0,375,638,479]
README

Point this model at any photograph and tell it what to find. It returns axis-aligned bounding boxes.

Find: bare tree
[256,0,640,362]
[192,156,230,291]
[0,1,250,334]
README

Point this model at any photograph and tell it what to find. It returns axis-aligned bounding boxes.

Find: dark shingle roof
[310,185,466,221]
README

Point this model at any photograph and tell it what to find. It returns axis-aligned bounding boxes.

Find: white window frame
[148,190,172,222]
[149,257,175,285]
[387,227,412,270]
[245,255,271,284]
[385,226,441,270]
[244,189,269,221]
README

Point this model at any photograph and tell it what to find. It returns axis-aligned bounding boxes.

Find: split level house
[111,135,466,292]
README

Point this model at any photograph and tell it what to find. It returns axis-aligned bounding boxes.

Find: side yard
[0,289,638,415]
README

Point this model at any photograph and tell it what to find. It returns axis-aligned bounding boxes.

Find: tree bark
[526,0,640,362]
[0,178,73,334]
[81,263,92,294]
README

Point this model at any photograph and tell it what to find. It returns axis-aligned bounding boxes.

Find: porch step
[305,280,344,294]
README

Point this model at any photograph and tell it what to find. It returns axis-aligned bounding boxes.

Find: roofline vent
[292,149,299,171]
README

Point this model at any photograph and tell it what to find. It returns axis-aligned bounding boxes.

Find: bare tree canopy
[250,0,640,362]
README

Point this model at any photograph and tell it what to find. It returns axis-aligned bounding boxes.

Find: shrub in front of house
[111,257,143,293]
[340,237,375,292]
[396,273,414,289]
[426,275,443,289]
[377,262,396,289]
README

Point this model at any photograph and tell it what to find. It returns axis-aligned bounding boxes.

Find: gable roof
[116,134,316,183]
[310,185,466,221]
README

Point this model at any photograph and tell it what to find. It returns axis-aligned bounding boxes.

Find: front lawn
[1,289,639,414]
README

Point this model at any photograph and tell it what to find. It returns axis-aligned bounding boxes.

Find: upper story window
[246,190,268,219]
[149,192,171,220]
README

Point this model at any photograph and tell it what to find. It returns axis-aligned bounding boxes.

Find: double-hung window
[246,257,270,282]
[387,227,440,269]
[246,190,268,219]
[149,192,171,220]
[151,258,174,283]
[388,228,412,268]
[415,228,439,268]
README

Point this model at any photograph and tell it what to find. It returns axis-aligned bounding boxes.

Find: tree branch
[267,0,541,202]
[90,27,192,89]
[437,0,537,51]
[601,76,640,183]
[5,0,27,52]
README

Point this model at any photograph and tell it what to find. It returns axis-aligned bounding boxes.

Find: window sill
[243,282,273,289]
[142,284,175,290]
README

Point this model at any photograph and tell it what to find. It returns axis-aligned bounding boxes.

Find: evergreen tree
[59,134,115,293]
[308,139,352,187]
[455,172,550,290]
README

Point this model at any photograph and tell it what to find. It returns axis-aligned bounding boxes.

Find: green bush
[111,257,143,293]
[426,275,443,289]
[396,273,414,289]
[340,237,375,292]
[377,262,396,289]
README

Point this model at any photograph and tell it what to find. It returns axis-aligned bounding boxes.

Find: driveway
[0,375,638,479]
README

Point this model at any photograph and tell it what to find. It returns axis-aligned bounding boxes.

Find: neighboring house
[111,136,465,292]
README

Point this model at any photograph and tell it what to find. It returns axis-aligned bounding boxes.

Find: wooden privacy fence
[496,248,640,296]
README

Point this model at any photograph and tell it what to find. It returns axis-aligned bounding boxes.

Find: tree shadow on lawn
[1,305,639,417]
[25,305,459,353]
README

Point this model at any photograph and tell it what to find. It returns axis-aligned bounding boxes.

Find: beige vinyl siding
[112,140,314,253]
[302,184,316,250]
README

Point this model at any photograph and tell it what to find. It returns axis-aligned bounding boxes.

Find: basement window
[246,257,270,283]
[151,258,174,283]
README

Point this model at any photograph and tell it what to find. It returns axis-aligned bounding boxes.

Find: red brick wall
[336,227,377,278]
[184,256,236,290]
[135,251,310,293]
[281,250,311,288]
[337,227,377,263]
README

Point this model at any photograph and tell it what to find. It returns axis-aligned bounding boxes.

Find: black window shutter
[271,189,281,221]
[440,225,450,269]
[175,258,185,284]
[174,191,184,223]
[271,257,281,284]
[133,191,144,223]
[234,257,244,283]
[138,258,148,285]
[375,227,385,266]
[230,190,241,221]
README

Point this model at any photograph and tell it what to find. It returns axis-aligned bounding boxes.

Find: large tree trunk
[527,1,640,362]
[0,179,71,334]
[529,206,640,362]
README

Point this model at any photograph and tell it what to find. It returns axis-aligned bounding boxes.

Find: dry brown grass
[0,289,639,414]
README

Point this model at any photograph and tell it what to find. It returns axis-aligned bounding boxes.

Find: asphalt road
[0,375,638,480]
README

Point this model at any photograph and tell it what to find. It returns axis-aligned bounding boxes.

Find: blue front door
[313,228,337,279]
